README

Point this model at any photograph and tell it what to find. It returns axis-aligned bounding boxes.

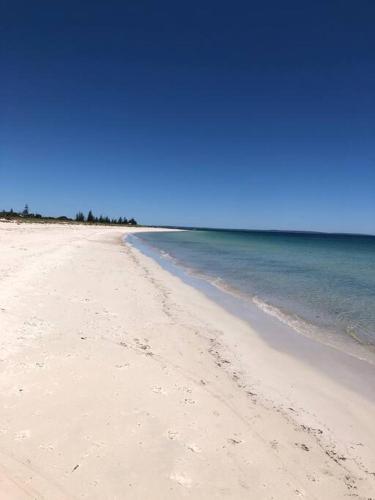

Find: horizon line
[154,225,375,238]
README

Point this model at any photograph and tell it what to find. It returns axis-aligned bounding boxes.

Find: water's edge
[129,232,375,362]
[126,232,375,402]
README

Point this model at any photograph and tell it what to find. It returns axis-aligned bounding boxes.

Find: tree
[118,217,123,225]
[123,217,128,224]
[75,212,85,222]
[87,210,94,222]
[128,218,137,225]
[23,204,29,216]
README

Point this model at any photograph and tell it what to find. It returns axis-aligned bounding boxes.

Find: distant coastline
[159,225,375,238]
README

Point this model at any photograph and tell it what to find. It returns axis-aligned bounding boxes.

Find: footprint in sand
[270,440,279,449]
[39,443,55,451]
[152,386,167,395]
[177,385,192,394]
[170,472,192,488]
[167,430,179,440]
[15,430,31,441]
[184,398,197,405]
[187,443,201,453]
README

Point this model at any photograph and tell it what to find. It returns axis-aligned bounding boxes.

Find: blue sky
[1,0,374,233]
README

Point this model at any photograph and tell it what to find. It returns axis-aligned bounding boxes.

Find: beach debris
[228,438,242,445]
[301,424,323,435]
[72,464,80,472]
[325,448,347,463]
[295,442,310,452]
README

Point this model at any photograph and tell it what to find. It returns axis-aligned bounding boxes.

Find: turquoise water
[133,229,375,351]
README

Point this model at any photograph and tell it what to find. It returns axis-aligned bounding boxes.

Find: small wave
[252,296,317,337]
[160,250,174,261]
[252,297,375,363]
[205,275,246,297]
[130,235,175,262]
[205,275,330,341]
[168,265,355,349]
[200,273,375,360]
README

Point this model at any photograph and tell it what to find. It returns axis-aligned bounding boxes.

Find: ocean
[130,229,375,360]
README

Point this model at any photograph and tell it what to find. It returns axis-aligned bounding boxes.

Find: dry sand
[0,222,374,499]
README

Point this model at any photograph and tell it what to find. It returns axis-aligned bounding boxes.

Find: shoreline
[130,230,375,366]
[0,222,374,498]
[128,231,375,402]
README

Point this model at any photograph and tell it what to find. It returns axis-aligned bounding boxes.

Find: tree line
[75,210,137,225]
[0,205,137,226]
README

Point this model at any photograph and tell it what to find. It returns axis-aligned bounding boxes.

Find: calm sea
[132,229,375,356]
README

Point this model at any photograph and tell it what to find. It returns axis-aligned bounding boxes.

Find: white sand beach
[0,222,374,499]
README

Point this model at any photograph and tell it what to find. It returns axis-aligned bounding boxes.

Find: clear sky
[1,1,374,233]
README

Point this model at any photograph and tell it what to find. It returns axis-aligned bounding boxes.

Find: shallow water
[132,229,375,357]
